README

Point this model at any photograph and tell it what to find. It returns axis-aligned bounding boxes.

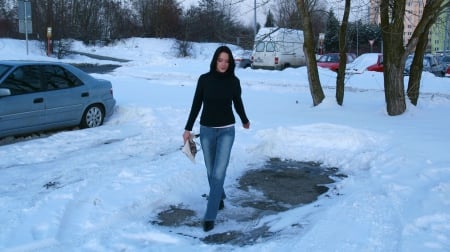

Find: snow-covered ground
[1,37,450,251]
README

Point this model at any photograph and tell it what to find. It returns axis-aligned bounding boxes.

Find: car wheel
[281,63,290,70]
[80,104,104,128]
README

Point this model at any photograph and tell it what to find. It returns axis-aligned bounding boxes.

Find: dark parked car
[234,50,253,68]
[317,53,356,72]
[437,54,450,67]
[404,54,446,77]
[0,60,116,138]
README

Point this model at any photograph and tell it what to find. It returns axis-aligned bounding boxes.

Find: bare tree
[406,0,449,105]
[273,0,301,28]
[296,0,325,106]
[99,1,137,40]
[379,0,408,116]
[336,0,351,106]
[183,0,242,43]
[380,0,449,115]
[134,0,182,38]
[0,0,15,37]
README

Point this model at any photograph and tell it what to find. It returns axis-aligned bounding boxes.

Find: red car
[367,54,384,72]
[317,53,356,72]
[445,65,450,77]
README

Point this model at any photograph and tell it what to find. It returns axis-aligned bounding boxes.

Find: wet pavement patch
[151,158,346,246]
[152,205,198,227]
[237,158,344,211]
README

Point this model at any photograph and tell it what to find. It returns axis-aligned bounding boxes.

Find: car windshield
[424,58,431,67]
[243,51,252,57]
[235,50,251,58]
[318,54,338,62]
[0,65,12,79]
[441,56,450,64]
[405,57,430,68]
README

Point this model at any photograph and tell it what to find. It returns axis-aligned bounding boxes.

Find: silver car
[0,60,116,138]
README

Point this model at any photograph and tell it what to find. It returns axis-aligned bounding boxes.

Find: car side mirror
[0,88,11,97]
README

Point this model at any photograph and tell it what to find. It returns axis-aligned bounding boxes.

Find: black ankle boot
[219,200,224,210]
[203,221,214,232]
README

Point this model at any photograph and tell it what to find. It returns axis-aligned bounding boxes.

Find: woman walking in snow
[183,45,250,232]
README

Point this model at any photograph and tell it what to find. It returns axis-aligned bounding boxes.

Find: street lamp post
[254,0,257,37]
[369,39,375,53]
[319,33,325,55]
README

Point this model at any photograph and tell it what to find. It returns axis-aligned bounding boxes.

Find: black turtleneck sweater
[184,71,249,131]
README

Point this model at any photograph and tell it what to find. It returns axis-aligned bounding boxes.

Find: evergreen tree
[324,9,340,53]
[347,21,381,54]
[264,10,275,27]
[0,0,6,17]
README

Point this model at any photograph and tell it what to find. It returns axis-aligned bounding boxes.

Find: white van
[251,27,305,70]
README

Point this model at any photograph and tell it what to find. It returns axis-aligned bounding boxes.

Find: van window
[266,42,275,52]
[255,42,265,52]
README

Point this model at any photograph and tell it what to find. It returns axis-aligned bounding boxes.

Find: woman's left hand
[183,130,191,143]
[243,122,250,129]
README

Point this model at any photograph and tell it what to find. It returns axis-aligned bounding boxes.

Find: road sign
[19,20,32,34]
[18,0,32,34]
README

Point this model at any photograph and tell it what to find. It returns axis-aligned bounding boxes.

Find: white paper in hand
[182,139,197,163]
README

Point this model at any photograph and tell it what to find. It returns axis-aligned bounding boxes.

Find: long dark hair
[209,45,236,77]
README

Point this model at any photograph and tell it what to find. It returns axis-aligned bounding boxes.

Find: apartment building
[430,7,450,54]
[368,0,449,54]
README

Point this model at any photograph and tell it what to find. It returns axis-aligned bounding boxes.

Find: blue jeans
[200,125,235,221]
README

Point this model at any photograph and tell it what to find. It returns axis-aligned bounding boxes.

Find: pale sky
[179,0,367,27]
